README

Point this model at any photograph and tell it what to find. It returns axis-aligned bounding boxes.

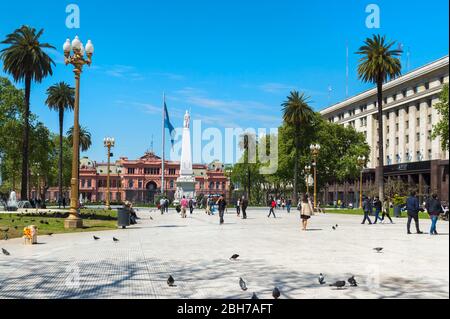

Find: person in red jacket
[268,197,277,218]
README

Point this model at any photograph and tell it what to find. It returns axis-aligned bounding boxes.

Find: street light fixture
[304,165,312,195]
[310,144,321,210]
[104,137,115,210]
[357,155,367,209]
[63,36,94,229]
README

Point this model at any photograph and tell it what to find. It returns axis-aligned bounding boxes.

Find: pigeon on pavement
[319,273,326,285]
[251,292,259,300]
[272,287,281,299]
[2,248,10,256]
[230,254,240,261]
[113,237,119,242]
[93,236,100,240]
[348,276,358,287]
[239,278,248,291]
[374,247,384,253]
[330,281,346,289]
[167,275,175,287]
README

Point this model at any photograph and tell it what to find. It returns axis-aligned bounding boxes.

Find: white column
[409,105,417,161]
[398,108,406,163]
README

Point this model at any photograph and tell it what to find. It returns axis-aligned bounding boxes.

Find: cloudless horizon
[1,0,449,164]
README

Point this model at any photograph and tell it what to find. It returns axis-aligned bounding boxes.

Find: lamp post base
[64,216,83,229]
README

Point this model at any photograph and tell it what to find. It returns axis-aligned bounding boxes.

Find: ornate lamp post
[310,144,321,210]
[104,137,115,210]
[304,165,312,195]
[357,156,366,209]
[63,36,94,229]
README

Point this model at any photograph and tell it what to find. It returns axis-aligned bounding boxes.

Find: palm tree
[282,91,314,205]
[357,34,402,203]
[67,126,92,182]
[45,82,74,205]
[1,26,55,200]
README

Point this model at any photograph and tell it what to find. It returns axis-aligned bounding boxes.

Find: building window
[405,107,409,115]
[209,182,214,189]
[406,121,409,129]
[416,151,421,161]
[387,126,390,133]
[138,180,143,189]
[169,168,176,175]
[428,115,432,124]
[199,182,204,190]
[440,77,445,85]
[112,180,116,188]
[416,118,420,126]
[386,139,390,149]
[395,137,399,145]
[425,82,430,90]
[416,104,420,112]
[170,180,174,189]
[428,99,433,108]
[416,133,420,142]
[428,149,432,160]
[402,89,407,98]
[127,168,135,175]
[406,135,409,144]
[414,86,418,94]
[87,180,92,188]
[395,110,399,117]
[428,130,432,140]
[386,112,390,120]
[222,182,226,190]
[406,152,410,162]
[128,181,133,189]
[396,123,399,132]
[360,117,367,127]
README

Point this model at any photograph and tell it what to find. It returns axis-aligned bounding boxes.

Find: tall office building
[320,56,449,203]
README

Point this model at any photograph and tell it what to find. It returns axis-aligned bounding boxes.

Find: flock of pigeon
[0,223,385,299]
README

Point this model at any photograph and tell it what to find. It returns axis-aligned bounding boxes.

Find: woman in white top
[299,194,314,231]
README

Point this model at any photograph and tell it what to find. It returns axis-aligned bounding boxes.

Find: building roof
[320,55,449,115]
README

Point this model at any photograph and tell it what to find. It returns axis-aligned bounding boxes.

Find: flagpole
[162,92,166,197]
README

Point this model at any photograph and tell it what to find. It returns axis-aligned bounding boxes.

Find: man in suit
[406,191,423,234]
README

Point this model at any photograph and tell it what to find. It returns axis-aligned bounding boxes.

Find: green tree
[281,91,314,205]
[45,82,75,203]
[431,84,449,151]
[357,34,402,203]
[1,25,55,200]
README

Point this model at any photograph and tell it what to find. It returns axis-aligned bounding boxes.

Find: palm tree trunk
[20,75,31,201]
[377,79,385,203]
[293,130,300,206]
[58,107,64,207]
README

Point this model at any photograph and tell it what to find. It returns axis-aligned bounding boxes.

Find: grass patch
[324,208,431,220]
[0,209,118,240]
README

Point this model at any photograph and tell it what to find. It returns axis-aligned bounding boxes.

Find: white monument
[7,190,18,211]
[175,111,197,202]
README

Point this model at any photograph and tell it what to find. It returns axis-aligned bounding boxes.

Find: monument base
[175,176,197,202]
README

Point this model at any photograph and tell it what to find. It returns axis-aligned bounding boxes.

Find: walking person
[180,196,188,218]
[160,197,166,215]
[373,196,383,224]
[236,198,241,217]
[299,194,314,231]
[268,198,277,218]
[241,196,249,219]
[381,198,394,224]
[286,198,292,214]
[189,198,195,215]
[217,195,227,225]
[62,196,66,209]
[406,191,423,234]
[426,194,443,235]
[361,196,373,225]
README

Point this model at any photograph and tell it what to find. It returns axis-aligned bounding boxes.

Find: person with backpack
[361,195,373,225]
[406,191,423,235]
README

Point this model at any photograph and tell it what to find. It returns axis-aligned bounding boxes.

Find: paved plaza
[0,209,448,299]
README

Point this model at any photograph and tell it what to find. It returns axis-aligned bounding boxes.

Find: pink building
[45,152,230,204]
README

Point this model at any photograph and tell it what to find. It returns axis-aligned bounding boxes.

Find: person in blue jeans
[373,196,383,224]
[406,191,423,235]
[426,193,443,235]
[361,196,373,225]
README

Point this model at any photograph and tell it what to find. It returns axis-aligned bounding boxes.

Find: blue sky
[0,0,449,163]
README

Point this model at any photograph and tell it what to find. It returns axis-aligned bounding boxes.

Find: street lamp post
[304,165,312,195]
[357,156,366,209]
[63,36,94,229]
[310,144,321,210]
[104,137,115,210]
